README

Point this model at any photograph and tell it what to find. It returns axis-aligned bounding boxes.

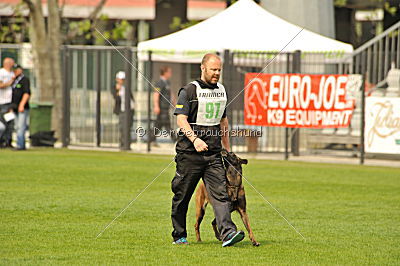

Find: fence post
[291,50,301,156]
[122,47,133,151]
[61,46,70,148]
[95,50,101,147]
[147,51,153,152]
[284,53,290,160]
[284,128,289,160]
[360,72,366,165]
[223,49,233,151]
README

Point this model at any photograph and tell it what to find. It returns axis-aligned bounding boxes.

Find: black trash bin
[29,102,57,147]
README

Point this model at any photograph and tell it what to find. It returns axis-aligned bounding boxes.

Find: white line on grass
[95,157,175,238]
[225,28,304,109]
[94,28,175,109]
[224,159,306,241]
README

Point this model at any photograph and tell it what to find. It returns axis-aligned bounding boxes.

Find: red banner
[244,74,361,128]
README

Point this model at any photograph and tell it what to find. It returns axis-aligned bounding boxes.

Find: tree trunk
[24,0,63,139]
[26,0,53,103]
[23,0,106,141]
[47,0,63,140]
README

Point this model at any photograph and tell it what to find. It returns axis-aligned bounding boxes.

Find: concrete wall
[260,0,336,38]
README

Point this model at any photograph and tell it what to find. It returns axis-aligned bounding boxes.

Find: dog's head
[221,150,248,201]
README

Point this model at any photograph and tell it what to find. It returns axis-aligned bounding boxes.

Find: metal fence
[339,20,400,88]
[1,43,381,159]
[62,45,141,149]
[221,49,365,157]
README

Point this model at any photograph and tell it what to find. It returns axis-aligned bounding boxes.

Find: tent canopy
[138,0,353,62]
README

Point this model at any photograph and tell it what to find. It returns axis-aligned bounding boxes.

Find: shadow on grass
[190,239,275,247]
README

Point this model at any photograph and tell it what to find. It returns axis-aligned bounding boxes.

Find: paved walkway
[67,142,400,168]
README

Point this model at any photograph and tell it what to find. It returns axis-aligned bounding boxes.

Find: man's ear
[240,159,248,165]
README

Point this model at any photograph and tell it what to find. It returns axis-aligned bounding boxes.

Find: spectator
[152,66,176,145]
[111,71,135,149]
[0,57,15,148]
[11,64,31,150]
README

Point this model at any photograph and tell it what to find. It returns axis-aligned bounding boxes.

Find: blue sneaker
[222,231,245,247]
[173,237,189,245]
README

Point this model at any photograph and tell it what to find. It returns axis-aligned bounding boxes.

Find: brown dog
[194,150,260,246]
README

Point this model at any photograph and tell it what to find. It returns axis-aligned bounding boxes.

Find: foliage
[66,15,134,45]
[335,0,398,15]
[169,16,199,31]
[1,2,134,45]
[0,3,28,43]
[384,2,398,16]
[334,0,347,7]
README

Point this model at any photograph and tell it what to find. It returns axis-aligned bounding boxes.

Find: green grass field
[1,149,399,265]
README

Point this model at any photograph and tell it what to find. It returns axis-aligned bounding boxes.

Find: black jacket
[174,79,228,154]
[11,74,30,112]
[111,84,134,115]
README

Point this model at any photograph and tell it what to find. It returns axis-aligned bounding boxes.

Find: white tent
[138,0,353,62]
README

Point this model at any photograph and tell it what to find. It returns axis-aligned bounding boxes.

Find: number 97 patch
[192,81,227,126]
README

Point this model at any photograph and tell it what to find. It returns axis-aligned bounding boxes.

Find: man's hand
[0,78,14,89]
[193,138,208,152]
[177,114,209,153]
[18,104,24,113]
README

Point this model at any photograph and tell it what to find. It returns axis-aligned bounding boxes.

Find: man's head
[13,63,23,76]
[116,71,125,84]
[2,58,15,71]
[201,53,221,85]
[160,66,172,80]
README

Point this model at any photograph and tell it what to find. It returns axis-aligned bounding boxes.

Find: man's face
[3,58,14,69]
[116,78,125,84]
[164,68,172,80]
[14,68,22,76]
[201,58,221,84]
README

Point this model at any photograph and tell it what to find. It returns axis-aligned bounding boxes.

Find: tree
[20,0,107,139]
[21,0,63,139]
[0,2,29,43]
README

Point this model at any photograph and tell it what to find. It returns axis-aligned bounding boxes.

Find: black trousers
[151,110,176,142]
[118,110,133,149]
[171,152,237,241]
[0,104,13,145]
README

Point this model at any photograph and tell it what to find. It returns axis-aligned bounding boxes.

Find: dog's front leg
[238,208,260,246]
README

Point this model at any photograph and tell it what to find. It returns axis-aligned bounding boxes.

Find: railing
[339,20,400,88]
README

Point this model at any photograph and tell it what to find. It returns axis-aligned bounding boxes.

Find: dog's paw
[252,241,260,246]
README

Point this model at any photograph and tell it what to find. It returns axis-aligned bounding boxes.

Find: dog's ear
[240,159,248,165]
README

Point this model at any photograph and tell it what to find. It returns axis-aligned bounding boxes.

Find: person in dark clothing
[171,53,245,247]
[11,64,30,150]
[111,71,135,149]
[152,66,176,145]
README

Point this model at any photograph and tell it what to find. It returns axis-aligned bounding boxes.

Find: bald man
[0,57,15,147]
[171,53,244,247]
